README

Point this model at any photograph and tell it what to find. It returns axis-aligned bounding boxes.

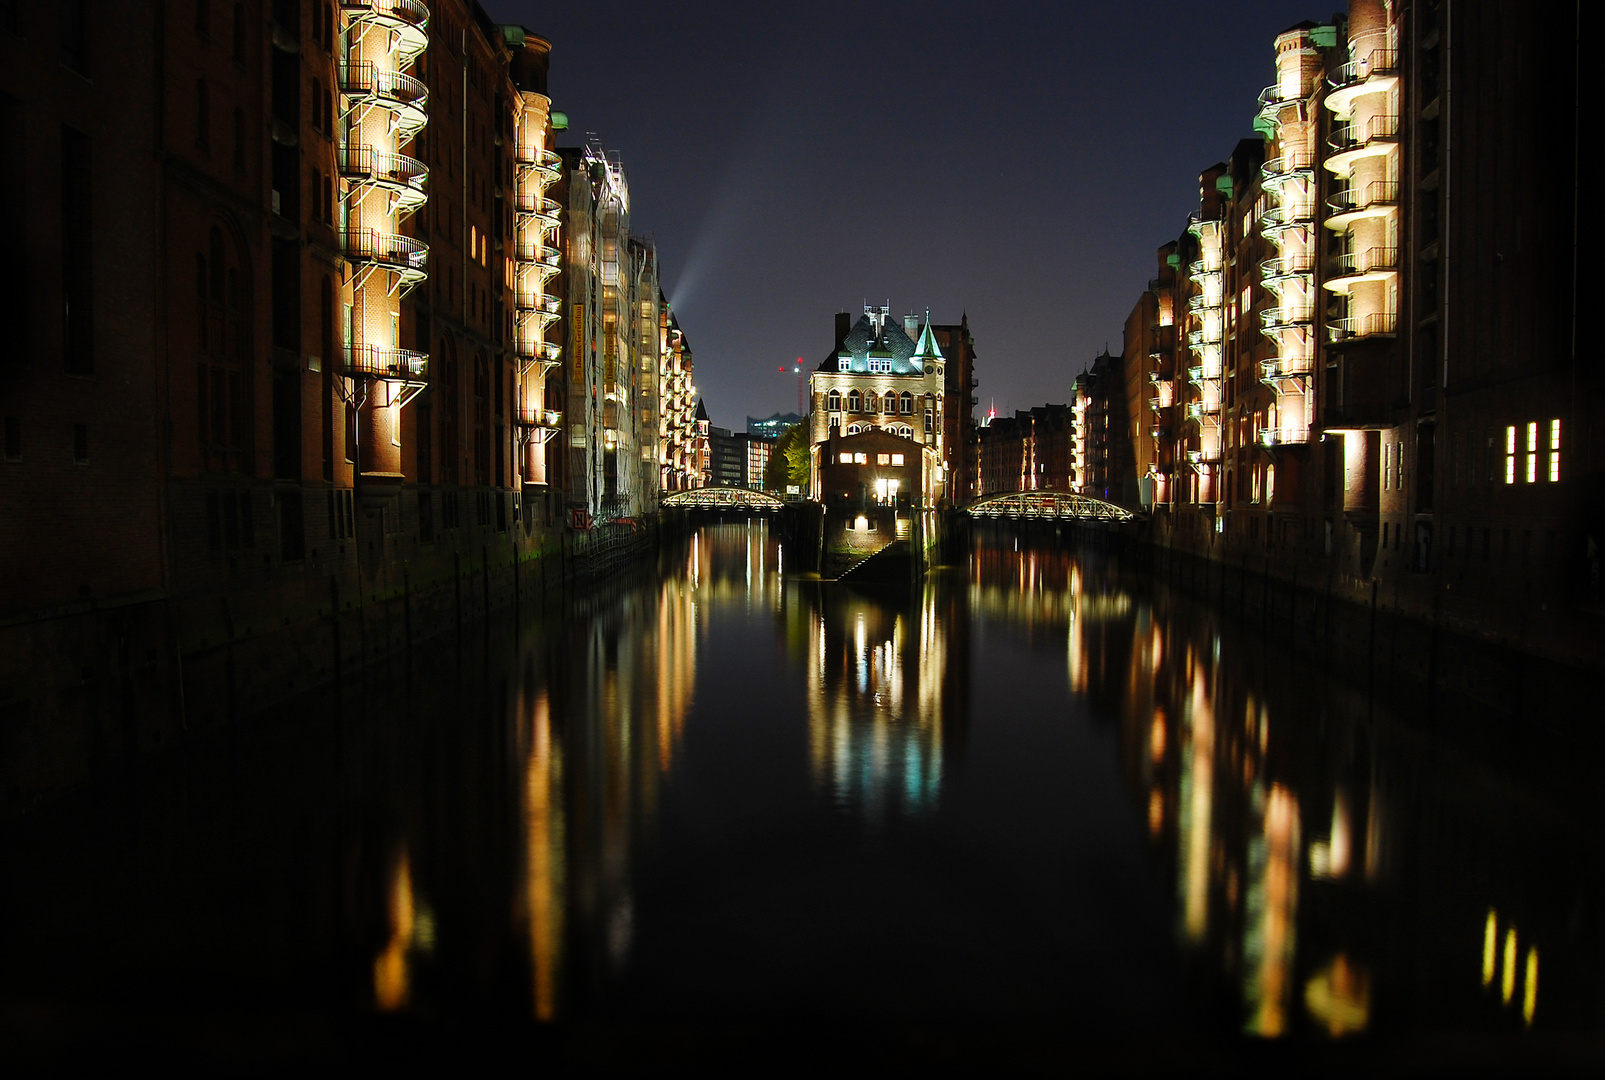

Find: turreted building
[808,305,951,509]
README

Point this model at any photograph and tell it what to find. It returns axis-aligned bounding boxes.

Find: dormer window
[838,358,851,372]
[868,359,892,374]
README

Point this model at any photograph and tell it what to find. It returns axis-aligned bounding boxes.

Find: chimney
[834,312,851,351]
[903,312,919,340]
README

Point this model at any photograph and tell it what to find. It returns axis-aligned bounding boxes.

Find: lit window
[1550,418,1562,482]
[839,453,851,464]
[891,453,904,466]
[838,358,850,373]
[853,452,867,464]
[877,453,890,465]
[1525,421,1538,483]
[1505,426,1516,485]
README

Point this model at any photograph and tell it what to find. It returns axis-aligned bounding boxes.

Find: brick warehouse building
[1117,0,1602,688]
[0,1,676,807]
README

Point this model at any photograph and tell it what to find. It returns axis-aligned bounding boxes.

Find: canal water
[4,521,1603,1069]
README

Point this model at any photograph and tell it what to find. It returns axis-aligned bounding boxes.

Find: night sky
[485,1,1318,429]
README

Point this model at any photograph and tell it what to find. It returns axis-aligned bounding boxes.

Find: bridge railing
[963,490,1138,522]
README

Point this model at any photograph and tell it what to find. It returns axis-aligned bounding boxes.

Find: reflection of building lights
[1303,953,1370,1036]
[526,688,565,1021]
[1482,910,1498,987]
[1502,928,1518,1003]
[1149,709,1167,762]
[374,848,416,1012]
[1523,948,1539,1026]
[1148,789,1164,835]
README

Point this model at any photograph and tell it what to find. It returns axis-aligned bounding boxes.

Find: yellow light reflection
[1303,952,1371,1036]
[525,688,565,1021]
[1245,783,1299,1037]
[1180,680,1214,944]
[1523,948,1539,1026]
[1148,789,1164,836]
[1149,710,1167,763]
[1502,928,1518,1003]
[373,848,415,1012]
[1482,910,1498,987]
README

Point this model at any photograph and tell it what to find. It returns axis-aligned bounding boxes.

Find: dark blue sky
[485,0,1318,427]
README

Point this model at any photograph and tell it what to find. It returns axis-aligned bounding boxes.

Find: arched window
[900,391,914,414]
[847,390,860,413]
[848,423,862,435]
[863,391,877,414]
[827,389,841,412]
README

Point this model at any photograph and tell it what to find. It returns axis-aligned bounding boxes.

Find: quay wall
[0,519,656,816]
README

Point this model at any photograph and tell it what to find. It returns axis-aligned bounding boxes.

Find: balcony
[514,291,563,319]
[1260,152,1314,188]
[1260,254,1315,292]
[1256,82,1302,124]
[1187,448,1221,467]
[342,343,427,381]
[1258,426,1309,449]
[1187,326,1222,351]
[1259,357,1314,383]
[1185,292,1222,316]
[338,146,428,216]
[1186,210,1223,242]
[1324,246,1398,291]
[1326,49,1400,116]
[1188,258,1223,284]
[515,334,563,367]
[338,62,428,140]
[1328,310,1399,343]
[513,190,562,231]
[1260,204,1314,239]
[1325,180,1400,229]
[515,145,563,186]
[340,0,429,66]
[341,228,427,291]
[1186,402,1220,426]
[1325,113,1400,175]
[1259,306,1314,333]
[512,240,562,281]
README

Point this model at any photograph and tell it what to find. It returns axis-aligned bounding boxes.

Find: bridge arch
[963,490,1137,522]
[661,486,786,511]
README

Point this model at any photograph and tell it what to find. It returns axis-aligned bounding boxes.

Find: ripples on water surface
[4,521,1602,1070]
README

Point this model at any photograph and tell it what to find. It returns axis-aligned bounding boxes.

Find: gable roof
[817,313,922,375]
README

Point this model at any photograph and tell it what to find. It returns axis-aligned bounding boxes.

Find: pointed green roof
[913,314,945,362]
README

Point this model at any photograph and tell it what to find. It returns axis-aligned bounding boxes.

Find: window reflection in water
[799,580,965,820]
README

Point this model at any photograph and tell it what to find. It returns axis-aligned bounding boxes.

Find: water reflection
[798,581,967,820]
[2,519,1601,1060]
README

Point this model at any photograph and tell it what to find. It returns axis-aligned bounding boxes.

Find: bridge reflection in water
[2,519,1599,1063]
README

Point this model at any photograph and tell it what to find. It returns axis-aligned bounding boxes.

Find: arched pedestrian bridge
[661,486,786,512]
[963,490,1138,522]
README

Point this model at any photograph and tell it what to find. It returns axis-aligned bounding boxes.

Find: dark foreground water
[5,522,1604,1072]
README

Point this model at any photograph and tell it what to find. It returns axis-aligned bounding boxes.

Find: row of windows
[1504,420,1562,485]
[826,389,917,414]
[835,357,896,374]
[838,452,906,467]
